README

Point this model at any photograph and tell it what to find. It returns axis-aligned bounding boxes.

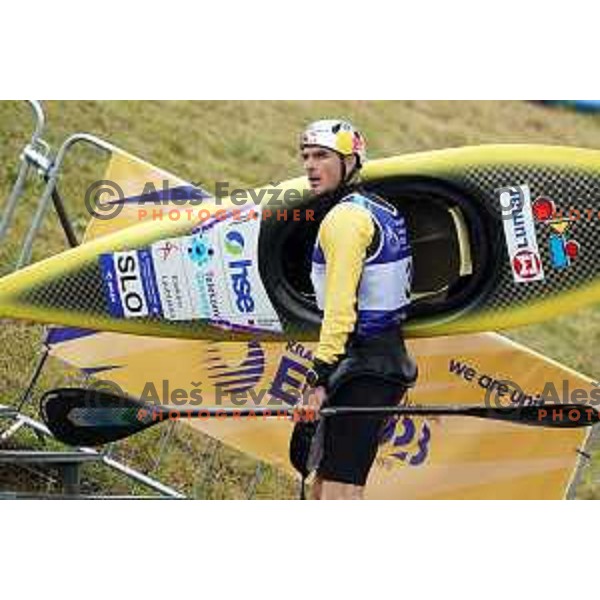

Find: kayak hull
[2,144,600,340]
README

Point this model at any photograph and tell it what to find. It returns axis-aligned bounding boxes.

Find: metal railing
[0,100,189,499]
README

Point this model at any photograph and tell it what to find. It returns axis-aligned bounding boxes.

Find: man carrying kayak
[290,119,418,499]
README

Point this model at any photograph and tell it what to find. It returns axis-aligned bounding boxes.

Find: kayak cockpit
[260,177,492,328]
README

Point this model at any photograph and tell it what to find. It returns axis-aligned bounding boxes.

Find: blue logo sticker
[224,230,245,256]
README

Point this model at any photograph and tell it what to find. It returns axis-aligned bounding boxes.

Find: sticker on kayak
[498,184,545,283]
[99,207,283,333]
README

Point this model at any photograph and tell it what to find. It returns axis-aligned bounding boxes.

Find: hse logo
[224,230,245,256]
[533,197,580,270]
[229,259,255,313]
[224,229,255,313]
[498,185,545,284]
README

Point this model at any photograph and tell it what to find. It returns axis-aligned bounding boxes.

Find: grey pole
[0,101,48,243]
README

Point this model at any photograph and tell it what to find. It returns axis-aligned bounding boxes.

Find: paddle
[39,387,600,447]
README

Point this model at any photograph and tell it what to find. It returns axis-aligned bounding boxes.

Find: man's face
[301,146,344,195]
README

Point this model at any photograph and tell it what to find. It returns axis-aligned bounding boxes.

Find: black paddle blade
[40,387,161,446]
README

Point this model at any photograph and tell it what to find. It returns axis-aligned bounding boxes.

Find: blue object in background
[540,100,600,113]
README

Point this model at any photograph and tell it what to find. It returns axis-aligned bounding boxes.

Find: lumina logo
[224,230,245,256]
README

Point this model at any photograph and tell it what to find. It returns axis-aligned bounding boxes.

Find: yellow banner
[49,330,592,499]
[84,148,202,240]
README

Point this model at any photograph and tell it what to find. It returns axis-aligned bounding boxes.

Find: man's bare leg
[311,476,364,500]
[311,477,323,499]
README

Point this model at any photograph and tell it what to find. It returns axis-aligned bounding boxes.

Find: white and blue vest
[310,192,413,337]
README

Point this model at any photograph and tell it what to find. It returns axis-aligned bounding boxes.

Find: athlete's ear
[345,154,358,173]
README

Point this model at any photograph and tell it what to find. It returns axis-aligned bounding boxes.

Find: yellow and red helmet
[300,119,367,167]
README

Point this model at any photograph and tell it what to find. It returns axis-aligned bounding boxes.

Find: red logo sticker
[512,250,543,279]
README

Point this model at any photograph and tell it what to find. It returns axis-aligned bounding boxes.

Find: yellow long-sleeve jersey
[313,202,375,366]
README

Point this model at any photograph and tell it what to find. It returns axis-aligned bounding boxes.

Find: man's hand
[296,385,327,421]
[307,385,327,412]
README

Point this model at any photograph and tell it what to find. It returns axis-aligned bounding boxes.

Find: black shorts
[290,328,417,487]
[316,375,407,486]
